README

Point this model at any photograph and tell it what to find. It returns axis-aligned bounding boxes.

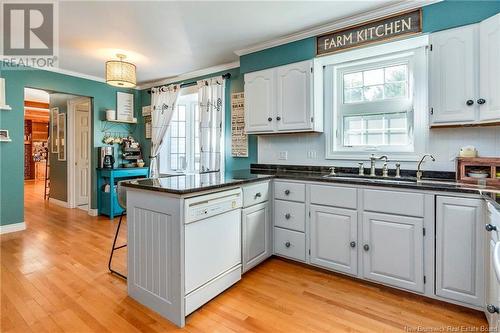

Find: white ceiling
[58,1,404,84]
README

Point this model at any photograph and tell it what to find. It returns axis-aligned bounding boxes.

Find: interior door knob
[487,304,499,314]
[363,244,370,251]
[466,99,474,106]
[477,98,486,105]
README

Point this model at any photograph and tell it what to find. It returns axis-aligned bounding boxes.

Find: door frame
[67,96,92,212]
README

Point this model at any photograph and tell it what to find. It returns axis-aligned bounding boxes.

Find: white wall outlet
[278,151,288,160]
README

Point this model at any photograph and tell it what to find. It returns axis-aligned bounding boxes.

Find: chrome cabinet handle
[363,244,370,251]
[284,189,290,195]
[477,98,486,105]
[285,241,291,248]
[487,304,499,314]
[350,241,356,248]
[285,213,291,220]
[486,224,497,232]
[254,192,262,199]
[466,99,474,106]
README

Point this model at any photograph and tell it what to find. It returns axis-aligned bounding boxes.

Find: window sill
[325,151,422,162]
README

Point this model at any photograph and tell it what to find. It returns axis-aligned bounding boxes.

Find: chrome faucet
[329,166,336,176]
[358,162,364,176]
[370,154,388,177]
[416,154,435,182]
[395,162,401,178]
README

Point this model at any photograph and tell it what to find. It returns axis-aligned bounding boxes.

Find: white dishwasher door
[185,208,241,295]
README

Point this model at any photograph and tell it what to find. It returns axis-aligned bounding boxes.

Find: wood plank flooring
[1,181,488,332]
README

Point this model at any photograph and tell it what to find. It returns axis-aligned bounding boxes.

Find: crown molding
[234,0,441,56]
[40,66,107,84]
[137,60,240,90]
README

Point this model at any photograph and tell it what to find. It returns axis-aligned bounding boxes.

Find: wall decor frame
[117,92,134,121]
[50,107,59,153]
[57,113,66,161]
[0,129,12,142]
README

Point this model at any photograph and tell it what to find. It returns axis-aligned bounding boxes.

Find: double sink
[322,173,459,186]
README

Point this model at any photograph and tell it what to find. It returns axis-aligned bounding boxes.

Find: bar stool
[108,180,128,279]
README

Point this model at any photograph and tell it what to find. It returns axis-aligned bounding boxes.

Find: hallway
[0,182,488,332]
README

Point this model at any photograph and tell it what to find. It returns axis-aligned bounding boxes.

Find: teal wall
[240,0,500,74]
[0,67,140,226]
[140,67,258,172]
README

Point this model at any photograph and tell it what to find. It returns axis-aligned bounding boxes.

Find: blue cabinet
[96,168,149,219]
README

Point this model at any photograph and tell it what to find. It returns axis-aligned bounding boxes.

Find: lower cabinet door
[436,196,484,307]
[242,202,271,273]
[362,212,424,293]
[310,205,358,275]
[486,239,499,330]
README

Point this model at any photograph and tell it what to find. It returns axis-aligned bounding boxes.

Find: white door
[244,68,275,133]
[276,60,313,132]
[75,101,90,206]
[310,205,357,275]
[429,25,478,125]
[362,212,424,293]
[242,202,270,273]
[479,13,500,122]
[436,196,484,307]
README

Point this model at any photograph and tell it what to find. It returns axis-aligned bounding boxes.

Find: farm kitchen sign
[317,10,421,56]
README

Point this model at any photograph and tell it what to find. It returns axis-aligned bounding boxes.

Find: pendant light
[105,54,136,88]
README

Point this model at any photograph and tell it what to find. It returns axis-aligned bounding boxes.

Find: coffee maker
[99,146,115,169]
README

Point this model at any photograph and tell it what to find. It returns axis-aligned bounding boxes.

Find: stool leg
[108,212,127,279]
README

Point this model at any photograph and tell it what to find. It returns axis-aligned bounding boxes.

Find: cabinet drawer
[274,181,305,202]
[363,189,424,217]
[242,181,269,208]
[274,227,306,262]
[310,184,357,209]
[274,200,306,232]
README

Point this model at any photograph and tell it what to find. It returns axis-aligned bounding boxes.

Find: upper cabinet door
[244,68,275,133]
[429,25,478,125]
[276,60,313,132]
[479,13,500,122]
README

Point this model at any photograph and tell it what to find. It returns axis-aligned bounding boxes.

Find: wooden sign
[231,92,248,157]
[317,9,421,56]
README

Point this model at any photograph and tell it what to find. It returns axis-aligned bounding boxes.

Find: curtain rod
[147,72,231,94]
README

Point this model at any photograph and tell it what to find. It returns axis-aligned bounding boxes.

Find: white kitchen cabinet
[429,24,478,125]
[276,61,313,132]
[362,212,424,293]
[244,60,322,134]
[486,239,499,331]
[435,196,484,307]
[479,13,500,122]
[242,201,271,273]
[244,68,275,133]
[310,205,358,275]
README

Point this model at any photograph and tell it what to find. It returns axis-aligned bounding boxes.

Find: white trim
[234,0,440,56]
[88,209,99,217]
[0,222,26,234]
[49,197,68,207]
[138,61,240,90]
[67,97,92,212]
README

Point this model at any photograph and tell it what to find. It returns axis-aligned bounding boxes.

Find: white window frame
[314,35,429,161]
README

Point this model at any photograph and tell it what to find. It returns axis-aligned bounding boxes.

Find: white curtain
[149,84,180,178]
[197,77,225,173]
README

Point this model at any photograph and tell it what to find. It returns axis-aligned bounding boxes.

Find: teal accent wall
[0,66,140,226]
[140,67,258,172]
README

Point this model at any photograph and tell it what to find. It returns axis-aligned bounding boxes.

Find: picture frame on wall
[116,92,134,121]
[0,129,11,142]
[50,107,59,153]
[57,113,66,161]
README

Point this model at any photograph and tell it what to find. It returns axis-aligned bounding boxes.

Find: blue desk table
[96,167,149,219]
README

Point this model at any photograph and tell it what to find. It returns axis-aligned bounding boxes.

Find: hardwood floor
[1,181,488,332]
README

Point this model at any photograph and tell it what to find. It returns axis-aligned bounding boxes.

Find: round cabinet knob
[486,224,498,232]
[276,116,281,121]
[254,192,262,198]
[284,189,290,195]
[363,244,370,251]
[285,241,291,248]
[487,304,499,314]
[350,241,356,248]
[466,99,474,106]
[285,213,291,220]
[477,98,486,105]
[268,117,272,122]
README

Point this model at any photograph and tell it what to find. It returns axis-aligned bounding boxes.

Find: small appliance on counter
[459,145,478,158]
[120,136,142,168]
[99,146,115,169]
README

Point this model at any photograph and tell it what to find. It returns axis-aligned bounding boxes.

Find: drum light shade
[105,54,136,88]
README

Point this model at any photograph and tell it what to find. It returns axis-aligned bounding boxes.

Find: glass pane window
[343,63,408,104]
[343,112,409,147]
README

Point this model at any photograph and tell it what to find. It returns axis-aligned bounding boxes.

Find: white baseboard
[49,197,68,208]
[88,209,98,216]
[0,222,26,235]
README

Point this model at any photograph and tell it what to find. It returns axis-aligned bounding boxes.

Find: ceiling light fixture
[105,54,136,88]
